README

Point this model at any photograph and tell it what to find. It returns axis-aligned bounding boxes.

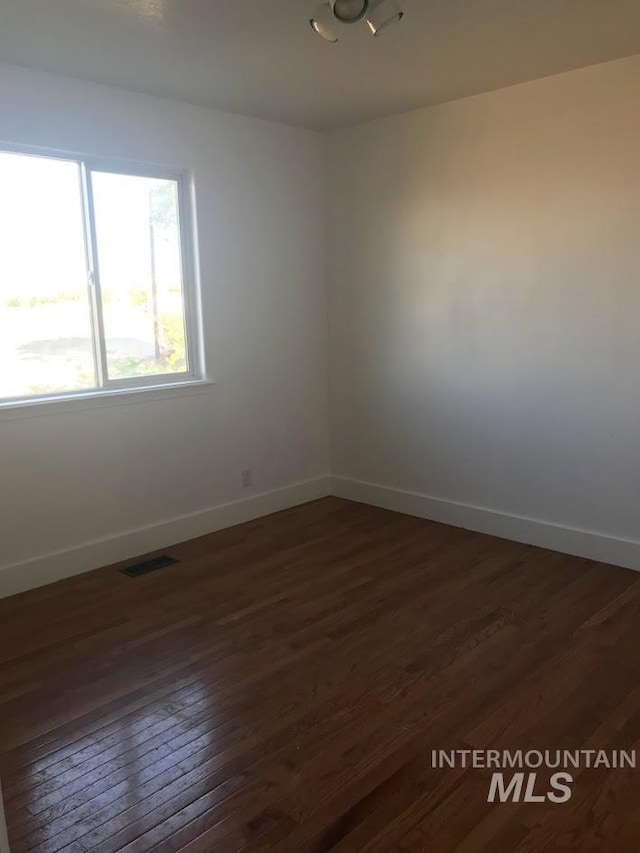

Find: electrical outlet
[241,469,253,489]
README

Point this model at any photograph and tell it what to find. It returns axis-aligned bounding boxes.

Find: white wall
[328,55,640,566]
[3,53,640,596]
[0,64,329,596]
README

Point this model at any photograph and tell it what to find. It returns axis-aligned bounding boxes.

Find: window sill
[0,379,213,421]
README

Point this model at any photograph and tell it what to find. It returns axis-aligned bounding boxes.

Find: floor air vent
[120,555,178,577]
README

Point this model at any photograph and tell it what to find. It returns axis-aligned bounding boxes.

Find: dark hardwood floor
[1,497,639,852]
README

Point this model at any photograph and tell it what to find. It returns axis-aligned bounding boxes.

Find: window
[0,147,202,406]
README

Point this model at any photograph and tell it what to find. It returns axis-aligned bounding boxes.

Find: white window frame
[0,143,206,410]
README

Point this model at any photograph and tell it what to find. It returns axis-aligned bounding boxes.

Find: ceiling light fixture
[309,2,339,41]
[309,0,403,42]
[365,0,404,36]
[331,0,369,23]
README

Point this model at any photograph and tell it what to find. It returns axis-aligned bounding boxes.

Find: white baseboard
[0,477,331,599]
[5,473,637,599]
[331,476,640,572]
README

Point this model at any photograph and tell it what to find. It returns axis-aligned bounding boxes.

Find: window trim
[0,142,205,408]
[0,378,213,420]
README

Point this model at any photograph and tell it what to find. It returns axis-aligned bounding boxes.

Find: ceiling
[0,0,639,129]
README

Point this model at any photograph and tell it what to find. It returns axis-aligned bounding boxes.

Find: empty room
[1,1,640,851]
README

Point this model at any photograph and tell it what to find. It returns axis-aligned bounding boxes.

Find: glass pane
[0,152,96,400]
[91,172,188,381]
